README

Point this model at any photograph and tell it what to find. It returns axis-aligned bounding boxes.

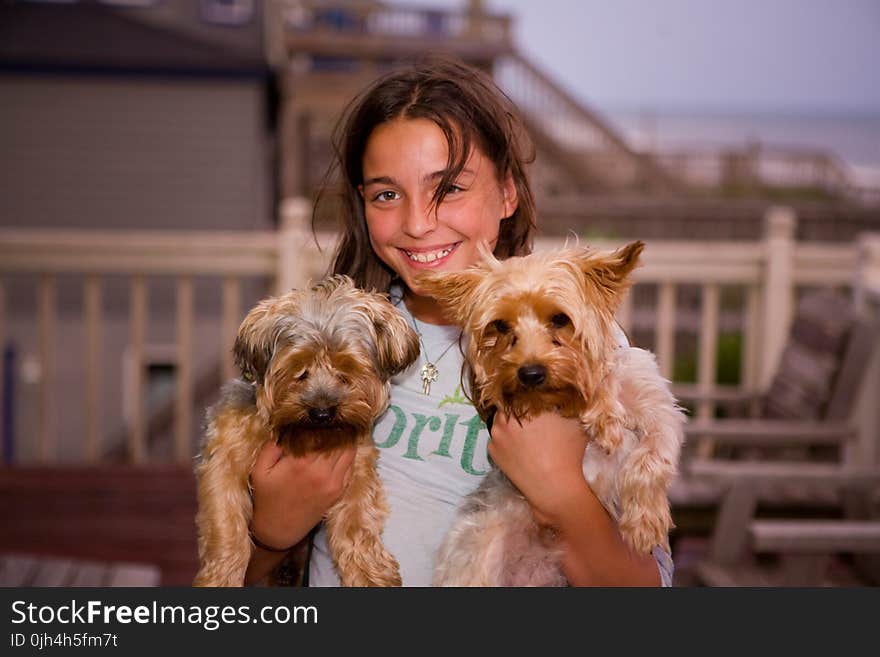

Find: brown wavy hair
[314,55,537,293]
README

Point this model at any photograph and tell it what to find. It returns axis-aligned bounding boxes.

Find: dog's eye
[297,370,309,381]
[491,319,510,334]
[551,313,571,328]
[336,372,350,385]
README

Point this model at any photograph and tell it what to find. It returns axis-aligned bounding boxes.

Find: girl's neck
[403,289,453,325]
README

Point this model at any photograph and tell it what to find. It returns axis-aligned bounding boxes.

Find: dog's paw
[618,502,672,554]
[336,545,402,587]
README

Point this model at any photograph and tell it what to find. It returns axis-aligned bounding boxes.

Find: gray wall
[0,74,273,231]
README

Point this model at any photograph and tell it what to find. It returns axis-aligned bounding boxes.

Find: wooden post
[276,197,311,295]
[854,233,880,315]
[84,275,102,463]
[221,276,242,382]
[656,281,676,380]
[38,275,56,463]
[128,276,146,464]
[759,206,796,390]
[853,233,880,467]
[175,276,194,465]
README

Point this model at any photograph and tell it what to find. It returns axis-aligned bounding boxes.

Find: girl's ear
[501,173,518,218]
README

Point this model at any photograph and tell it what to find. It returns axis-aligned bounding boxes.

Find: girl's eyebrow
[362,175,397,187]
[363,169,476,188]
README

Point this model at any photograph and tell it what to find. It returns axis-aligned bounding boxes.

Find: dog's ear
[577,240,644,302]
[413,268,486,326]
[233,291,301,384]
[363,296,421,379]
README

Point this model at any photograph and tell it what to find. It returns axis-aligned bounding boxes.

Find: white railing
[1,200,878,468]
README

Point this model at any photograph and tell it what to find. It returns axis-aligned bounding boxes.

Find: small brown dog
[193,275,419,587]
[416,242,685,586]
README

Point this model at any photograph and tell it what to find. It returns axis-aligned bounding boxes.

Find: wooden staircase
[495,51,681,195]
[268,1,682,200]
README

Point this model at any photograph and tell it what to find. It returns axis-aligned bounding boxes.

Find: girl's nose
[402,199,438,237]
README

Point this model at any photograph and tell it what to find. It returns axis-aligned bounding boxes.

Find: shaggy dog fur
[416,242,686,586]
[193,276,419,587]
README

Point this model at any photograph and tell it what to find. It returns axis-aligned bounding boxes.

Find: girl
[245,57,673,587]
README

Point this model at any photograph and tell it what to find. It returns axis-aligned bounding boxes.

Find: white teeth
[406,247,453,263]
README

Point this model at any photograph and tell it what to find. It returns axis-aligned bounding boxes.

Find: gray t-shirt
[308,294,674,586]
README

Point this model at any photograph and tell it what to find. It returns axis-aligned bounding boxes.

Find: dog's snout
[517,364,547,388]
[308,406,337,424]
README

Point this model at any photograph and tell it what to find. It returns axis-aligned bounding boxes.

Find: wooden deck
[0,466,199,586]
[0,553,160,587]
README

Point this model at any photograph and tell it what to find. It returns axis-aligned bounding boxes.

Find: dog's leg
[325,442,401,587]
[433,470,567,587]
[433,478,510,587]
[580,369,629,456]
[613,348,685,554]
[194,407,265,587]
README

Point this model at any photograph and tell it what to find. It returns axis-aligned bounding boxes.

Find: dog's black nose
[517,364,547,388]
[308,406,336,424]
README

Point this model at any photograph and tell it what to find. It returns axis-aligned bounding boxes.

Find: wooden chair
[670,289,880,585]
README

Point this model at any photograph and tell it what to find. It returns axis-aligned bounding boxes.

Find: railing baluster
[38,275,56,463]
[129,276,146,464]
[84,275,102,463]
[743,284,762,416]
[175,276,194,464]
[222,276,242,382]
[656,282,676,380]
[697,283,721,451]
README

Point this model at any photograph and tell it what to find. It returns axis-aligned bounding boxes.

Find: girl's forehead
[363,118,491,179]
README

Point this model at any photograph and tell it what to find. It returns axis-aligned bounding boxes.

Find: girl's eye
[373,190,399,202]
[441,183,466,196]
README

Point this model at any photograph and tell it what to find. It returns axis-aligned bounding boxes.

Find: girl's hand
[488,412,589,527]
[248,440,357,550]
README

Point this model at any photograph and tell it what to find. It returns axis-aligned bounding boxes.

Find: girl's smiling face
[360,118,517,322]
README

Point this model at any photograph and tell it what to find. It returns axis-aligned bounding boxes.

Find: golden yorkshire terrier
[193,276,420,587]
[416,242,686,586]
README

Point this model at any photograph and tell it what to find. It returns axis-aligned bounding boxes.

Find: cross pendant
[420,362,439,395]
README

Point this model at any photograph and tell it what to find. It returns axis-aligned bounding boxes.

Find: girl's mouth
[400,243,460,267]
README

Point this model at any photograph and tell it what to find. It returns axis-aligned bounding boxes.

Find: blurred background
[1,0,878,587]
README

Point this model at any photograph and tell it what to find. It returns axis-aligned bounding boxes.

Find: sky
[415,0,880,116]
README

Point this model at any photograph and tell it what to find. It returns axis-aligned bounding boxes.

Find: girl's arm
[244,441,356,585]
[488,412,662,587]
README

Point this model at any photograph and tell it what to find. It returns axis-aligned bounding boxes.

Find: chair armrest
[687,459,880,488]
[684,419,857,446]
